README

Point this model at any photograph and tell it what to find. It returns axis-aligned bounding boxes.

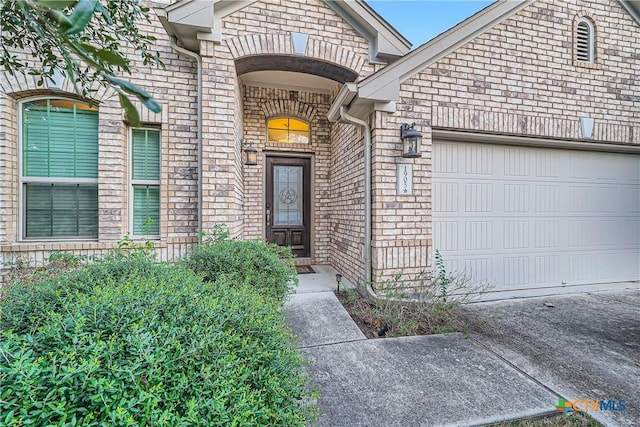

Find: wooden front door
[265,156,311,258]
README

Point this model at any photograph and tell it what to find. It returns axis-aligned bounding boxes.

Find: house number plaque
[396,164,413,195]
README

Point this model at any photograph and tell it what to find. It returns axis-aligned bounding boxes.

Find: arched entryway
[231,36,362,264]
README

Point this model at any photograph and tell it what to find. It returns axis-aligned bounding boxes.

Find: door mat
[296,265,315,274]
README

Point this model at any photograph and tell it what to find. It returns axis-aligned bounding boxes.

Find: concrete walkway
[285,266,560,427]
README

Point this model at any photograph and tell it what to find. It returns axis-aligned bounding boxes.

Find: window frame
[576,17,595,64]
[129,126,161,239]
[18,96,99,241]
[266,116,311,144]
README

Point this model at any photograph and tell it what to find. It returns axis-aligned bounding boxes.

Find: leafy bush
[183,232,297,303]
[0,249,316,426]
[1,247,157,334]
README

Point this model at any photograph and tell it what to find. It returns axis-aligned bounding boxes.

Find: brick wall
[0,96,18,244]
[329,122,365,284]
[370,112,432,283]
[199,41,244,237]
[223,0,375,78]
[406,0,640,141]
[370,0,640,284]
[0,0,200,277]
[0,0,389,285]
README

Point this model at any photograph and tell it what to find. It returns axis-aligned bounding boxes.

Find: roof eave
[618,0,640,25]
[154,0,215,52]
[324,0,412,62]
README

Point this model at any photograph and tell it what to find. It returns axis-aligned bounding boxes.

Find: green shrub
[0,253,316,426]
[1,247,157,335]
[183,234,297,303]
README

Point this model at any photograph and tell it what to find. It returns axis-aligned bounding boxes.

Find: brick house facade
[1,0,639,294]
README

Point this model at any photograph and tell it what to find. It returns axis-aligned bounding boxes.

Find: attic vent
[576,18,595,63]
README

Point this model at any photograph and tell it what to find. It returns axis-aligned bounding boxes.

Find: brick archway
[260,99,318,123]
[226,33,365,81]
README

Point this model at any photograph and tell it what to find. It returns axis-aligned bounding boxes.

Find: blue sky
[367,0,495,48]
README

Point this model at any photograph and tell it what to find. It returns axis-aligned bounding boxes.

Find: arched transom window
[267,117,310,144]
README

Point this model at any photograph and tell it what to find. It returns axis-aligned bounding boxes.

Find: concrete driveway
[460,289,640,427]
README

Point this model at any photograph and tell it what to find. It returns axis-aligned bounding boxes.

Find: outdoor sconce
[243,140,258,166]
[400,123,422,158]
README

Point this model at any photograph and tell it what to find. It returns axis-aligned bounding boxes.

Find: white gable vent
[576,18,595,63]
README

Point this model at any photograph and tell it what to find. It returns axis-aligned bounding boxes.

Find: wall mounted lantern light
[400,123,422,158]
[243,139,258,166]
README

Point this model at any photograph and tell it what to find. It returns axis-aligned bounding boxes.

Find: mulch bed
[335,289,454,339]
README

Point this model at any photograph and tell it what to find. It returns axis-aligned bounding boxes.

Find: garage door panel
[464,221,493,250]
[534,220,559,248]
[504,256,530,286]
[504,146,530,176]
[569,155,595,179]
[433,182,458,212]
[465,183,493,212]
[624,188,640,213]
[464,144,492,174]
[570,185,620,213]
[434,143,460,174]
[568,220,590,247]
[534,185,561,212]
[434,221,458,251]
[568,219,636,248]
[536,150,561,177]
[504,220,529,249]
[434,141,640,291]
[464,257,493,284]
[534,255,560,284]
[504,184,529,212]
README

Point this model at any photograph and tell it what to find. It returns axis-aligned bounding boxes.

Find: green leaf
[79,43,99,54]
[34,0,77,9]
[94,2,113,25]
[141,97,161,114]
[106,75,161,114]
[119,93,140,127]
[94,49,127,68]
[64,0,98,35]
[46,9,73,27]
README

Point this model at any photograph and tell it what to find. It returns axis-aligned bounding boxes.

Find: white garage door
[433,141,640,291]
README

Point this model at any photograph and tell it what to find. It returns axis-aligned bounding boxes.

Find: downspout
[339,106,376,297]
[170,38,203,240]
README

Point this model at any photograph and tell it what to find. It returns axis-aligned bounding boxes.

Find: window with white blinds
[21,99,99,239]
[576,18,595,63]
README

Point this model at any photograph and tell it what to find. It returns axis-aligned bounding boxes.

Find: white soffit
[240,71,340,94]
[157,0,258,50]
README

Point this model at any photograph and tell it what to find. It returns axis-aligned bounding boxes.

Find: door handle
[266,208,271,226]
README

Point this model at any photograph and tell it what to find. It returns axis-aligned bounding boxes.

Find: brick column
[200,40,244,237]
